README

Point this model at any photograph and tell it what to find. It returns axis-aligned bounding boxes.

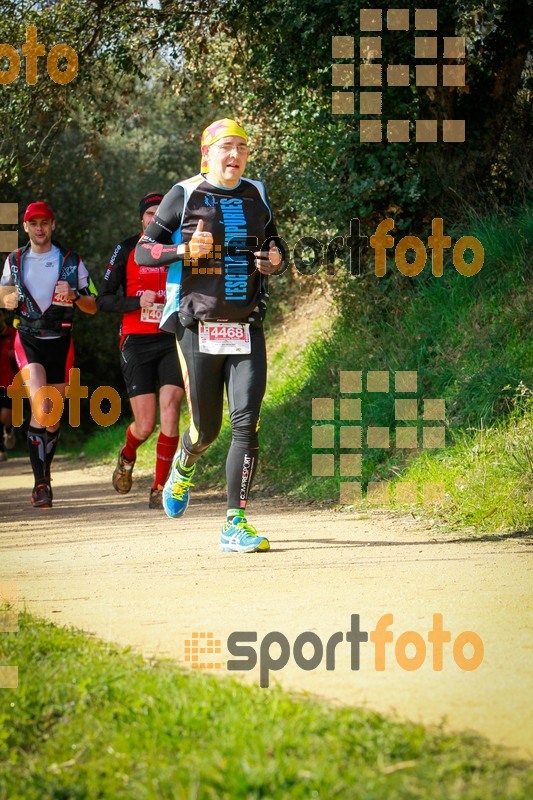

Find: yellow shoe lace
[231,518,258,537]
[171,475,194,500]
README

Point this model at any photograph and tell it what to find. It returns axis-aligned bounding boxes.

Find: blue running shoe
[220,516,270,553]
[162,460,195,519]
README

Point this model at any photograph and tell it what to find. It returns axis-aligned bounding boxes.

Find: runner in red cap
[0,201,97,507]
[23,202,54,222]
[97,193,184,508]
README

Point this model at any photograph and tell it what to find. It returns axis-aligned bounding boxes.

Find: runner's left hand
[254,241,282,274]
[55,280,76,300]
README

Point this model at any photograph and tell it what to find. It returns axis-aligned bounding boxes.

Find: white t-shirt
[1,245,89,312]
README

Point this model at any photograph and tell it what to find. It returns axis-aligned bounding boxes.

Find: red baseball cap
[23,202,55,222]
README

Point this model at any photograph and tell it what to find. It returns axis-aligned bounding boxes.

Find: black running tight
[176,323,267,510]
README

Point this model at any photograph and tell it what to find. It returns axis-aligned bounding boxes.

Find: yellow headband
[201,118,248,173]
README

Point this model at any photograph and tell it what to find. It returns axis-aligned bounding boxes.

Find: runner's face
[23,217,55,248]
[207,136,248,188]
[142,205,159,232]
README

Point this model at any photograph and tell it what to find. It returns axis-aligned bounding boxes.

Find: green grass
[1,614,531,799]
[79,402,192,474]
[77,419,129,462]
[197,205,532,527]
[393,396,533,532]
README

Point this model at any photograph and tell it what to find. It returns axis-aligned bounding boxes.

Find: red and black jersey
[97,233,168,336]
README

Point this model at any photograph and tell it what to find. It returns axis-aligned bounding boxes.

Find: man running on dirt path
[0,201,97,507]
[97,193,184,509]
[135,120,285,551]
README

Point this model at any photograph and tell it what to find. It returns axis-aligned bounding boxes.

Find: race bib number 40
[52,289,73,307]
[140,303,164,323]
[199,322,251,355]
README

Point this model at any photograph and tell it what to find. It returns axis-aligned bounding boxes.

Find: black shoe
[44,474,53,501]
[3,426,15,450]
[148,485,164,509]
[32,481,52,508]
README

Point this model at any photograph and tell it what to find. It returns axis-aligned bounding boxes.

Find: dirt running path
[1,457,531,758]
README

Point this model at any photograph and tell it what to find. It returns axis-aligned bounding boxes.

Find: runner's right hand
[2,290,18,310]
[188,219,214,259]
[139,290,158,307]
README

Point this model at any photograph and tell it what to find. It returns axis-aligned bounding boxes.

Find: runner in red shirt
[97,194,184,508]
[0,309,16,460]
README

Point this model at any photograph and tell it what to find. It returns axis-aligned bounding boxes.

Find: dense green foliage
[253,205,532,527]
[1,614,531,799]
[2,0,530,210]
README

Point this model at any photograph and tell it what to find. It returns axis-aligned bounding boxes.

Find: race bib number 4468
[198,322,251,355]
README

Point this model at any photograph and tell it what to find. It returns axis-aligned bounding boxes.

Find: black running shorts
[120,332,183,398]
[14,331,74,384]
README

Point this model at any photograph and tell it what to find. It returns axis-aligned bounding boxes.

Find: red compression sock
[122,424,146,461]
[153,432,180,488]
